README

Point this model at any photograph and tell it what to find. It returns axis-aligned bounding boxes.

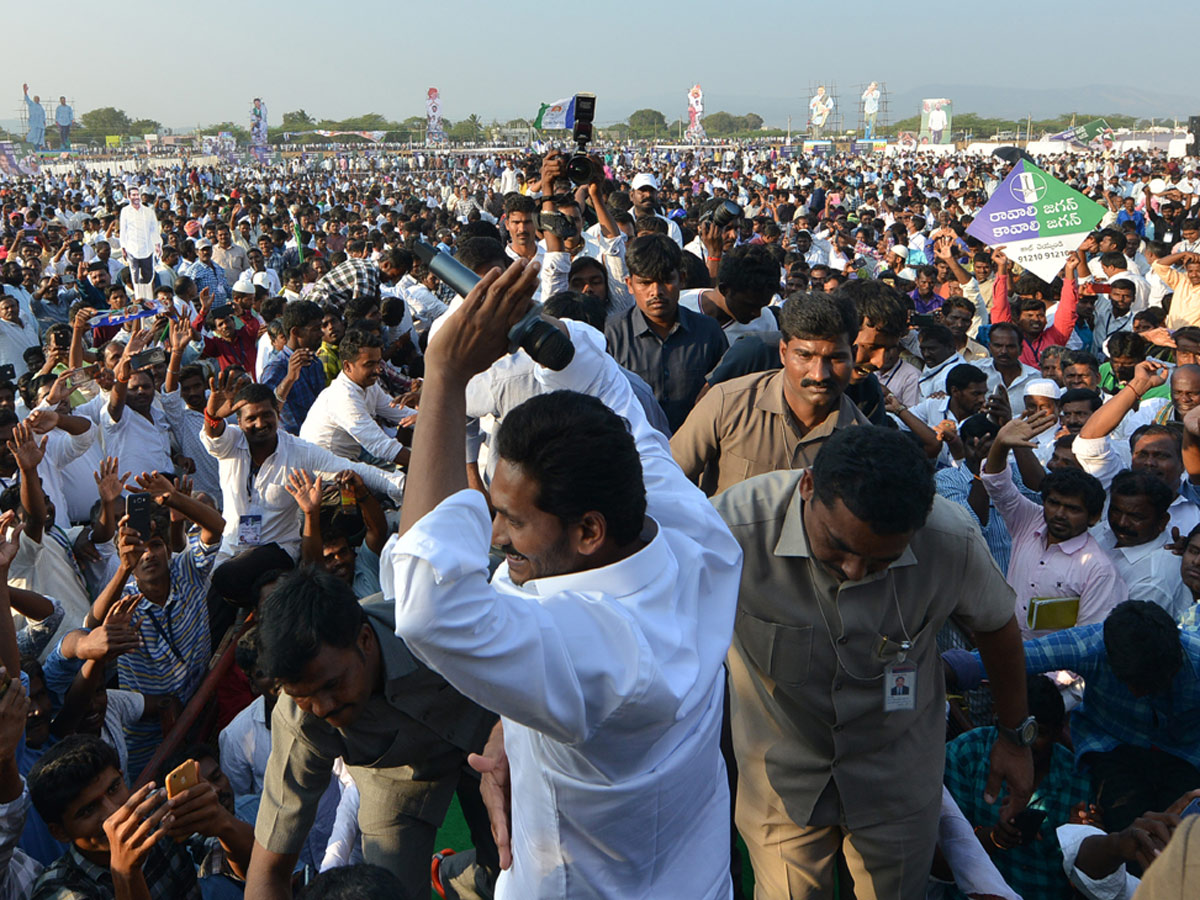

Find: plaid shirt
[31,842,200,900]
[180,259,230,303]
[261,345,328,434]
[0,781,43,900]
[1023,625,1200,768]
[944,726,1090,900]
[306,257,379,307]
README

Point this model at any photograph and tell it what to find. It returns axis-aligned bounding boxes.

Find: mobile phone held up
[165,758,199,799]
[130,347,167,371]
[126,493,152,538]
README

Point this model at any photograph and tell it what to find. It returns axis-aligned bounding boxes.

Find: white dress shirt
[975,358,1042,413]
[298,372,408,463]
[38,423,98,528]
[383,322,741,900]
[118,204,161,259]
[100,401,173,481]
[0,317,40,369]
[918,352,966,398]
[200,425,405,562]
[1095,526,1193,618]
[678,290,778,342]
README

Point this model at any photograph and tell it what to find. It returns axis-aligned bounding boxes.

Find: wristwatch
[997,715,1038,747]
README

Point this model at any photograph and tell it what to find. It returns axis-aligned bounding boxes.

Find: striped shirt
[117,531,219,773]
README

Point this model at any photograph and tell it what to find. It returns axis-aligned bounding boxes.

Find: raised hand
[206,368,246,419]
[283,469,323,515]
[0,675,30,760]
[996,409,1057,448]
[1129,359,1169,396]
[73,306,98,332]
[168,316,193,355]
[93,457,131,504]
[24,409,60,435]
[44,371,76,408]
[131,471,177,506]
[6,421,47,472]
[116,516,148,572]
[78,594,142,660]
[0,512,23,570]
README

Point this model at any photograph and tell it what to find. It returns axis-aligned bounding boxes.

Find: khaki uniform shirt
[671,370,869,496]
[713,471,1015,831]
[255,605,496,856]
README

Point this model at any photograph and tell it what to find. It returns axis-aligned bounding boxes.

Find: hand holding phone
[165,758,199,799]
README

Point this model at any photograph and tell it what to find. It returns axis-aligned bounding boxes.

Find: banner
[919,99,952,145]
[0,141,38,177]
[89,305,158,328]
[965,159,1106,283]
[1049,118,1113,148]
[534,97,575,131]
[686,84,707,142]
[105,135,121,147]
[280,130,387,142]
[425,87,444,144]
[250,98,269,162]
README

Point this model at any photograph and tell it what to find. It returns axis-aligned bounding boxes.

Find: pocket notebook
[1027,596,1081,632]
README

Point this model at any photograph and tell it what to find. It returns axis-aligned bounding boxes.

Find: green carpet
[430,798,756,898]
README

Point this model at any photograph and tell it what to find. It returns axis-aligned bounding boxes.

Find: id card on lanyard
[239,461,264,546]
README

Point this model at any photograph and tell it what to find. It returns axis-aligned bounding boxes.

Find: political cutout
[966,159,1106,283]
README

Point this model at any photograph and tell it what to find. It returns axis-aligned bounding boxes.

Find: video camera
[412,240,575,371]
[566,93,599,185]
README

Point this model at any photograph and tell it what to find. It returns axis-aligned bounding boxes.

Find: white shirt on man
[200,425,405,562]
[100,401,173,482]
[383,322,741,900]
[118,204,161,259]
[299,372,411,463]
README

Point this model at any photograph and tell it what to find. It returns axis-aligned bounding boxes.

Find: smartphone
[0,364,13,382]
[126,493,152,538]
[1182,798,1200,818]
[69,364,99,387]
[130,347,167,371]
[340,485,357,508]
[1012,808,1047,843]
[165,758,200,799]
[910,313,938,327]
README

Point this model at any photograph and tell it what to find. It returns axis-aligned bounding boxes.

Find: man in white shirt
[299,328,412,466]
[383,261,742,899]
[117,188,161,302]
[1097,469,1193,617]
[199,372,405,564]
[102,333,174,483]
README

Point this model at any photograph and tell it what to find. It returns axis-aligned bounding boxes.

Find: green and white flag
[534,97,575,130]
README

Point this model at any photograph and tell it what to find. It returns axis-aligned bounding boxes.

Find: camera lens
[566,154,596,186]
[508,308,575,371]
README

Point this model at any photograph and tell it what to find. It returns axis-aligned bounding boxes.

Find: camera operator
[382,257,741,899]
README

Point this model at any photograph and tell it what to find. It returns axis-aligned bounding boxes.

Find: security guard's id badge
[884,661,916,712]
[237,514,263,545]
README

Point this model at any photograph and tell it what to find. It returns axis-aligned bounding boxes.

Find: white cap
[630,173,659,192]
[194,238,213,249]
[1025,379,1062,400]
[251,272,272,290]
[232,271,256,295]
[890,245,909,258]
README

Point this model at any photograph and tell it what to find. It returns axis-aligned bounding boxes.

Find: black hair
[29,734,121,826]
[299,864,416,900]
[1130,422,1183,459]
[1103,600,1182,694]
[1040,467,1106,517]
[1110,468,1175,519]
[235,625,260,677]
[810,427,934,534]
[678,249,712,290]
[160,742,220,785]
[941,295,975,318]
[543,290,607,331]
[344,295,380,325]
[625,234,681,283]
[1027,673,1066,734]
[256,566,368,682]
[1014,272,1053,300]
[834,278,908,336]
[958,413,999,443]
[1106,331,1147,361]
[778,291,858,344]
[503,194,537,217]
[495,391,645,546]
[234,382,277,410]
[456,237,506,276]
[1063,350,1101,374]
[282,299,322,337]
[945,363,987,393]
[340,326,383,364]
[988,321,1022,344]
[918,324,955,349]
[717,244,780,298]
[1060,388,1102,411]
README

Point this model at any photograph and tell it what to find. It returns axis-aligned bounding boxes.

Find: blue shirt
[1022,625,1200,768]
[261,345,328,434]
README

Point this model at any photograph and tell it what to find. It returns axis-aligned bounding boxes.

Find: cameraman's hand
[425,258,541,382]
[540,150,567,196]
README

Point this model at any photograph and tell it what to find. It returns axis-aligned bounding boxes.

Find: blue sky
[6,0,1198,130]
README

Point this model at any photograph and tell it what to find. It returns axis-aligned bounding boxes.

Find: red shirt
[192,311,260,374]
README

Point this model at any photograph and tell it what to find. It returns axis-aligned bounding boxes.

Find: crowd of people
[0,136,1200,900]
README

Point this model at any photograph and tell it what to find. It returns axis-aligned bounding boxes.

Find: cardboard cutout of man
[21,84,45,149]
[55,96,73,150]
[119,187,162,302]
[862,82,881,139]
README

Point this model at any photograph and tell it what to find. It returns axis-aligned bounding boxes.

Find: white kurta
[384,323,741,899]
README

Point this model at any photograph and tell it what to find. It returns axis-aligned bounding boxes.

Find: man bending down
[382,259,744,898]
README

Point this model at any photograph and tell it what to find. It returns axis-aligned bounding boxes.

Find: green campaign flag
[1049,118,1112,146]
